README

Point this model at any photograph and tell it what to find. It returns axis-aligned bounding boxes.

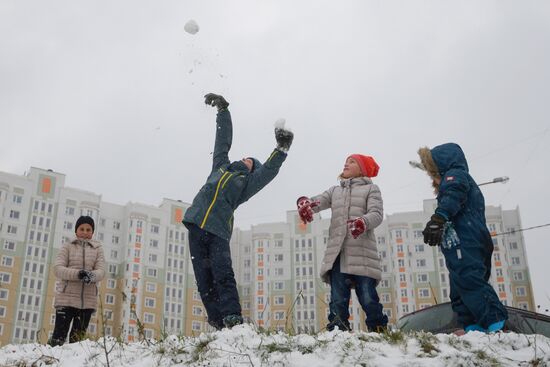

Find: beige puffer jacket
[54,238,105,310]
[312,177,383,283]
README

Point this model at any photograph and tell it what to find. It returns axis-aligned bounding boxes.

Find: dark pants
[187,223,241,328]
[50,307,94,346]
[443,239,508,328]
[328,256,388,331]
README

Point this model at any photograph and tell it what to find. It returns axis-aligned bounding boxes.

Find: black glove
[275,127,294,152]
[422,214,446,246]
[204,93,229,111]
[79,270,94,284]
[78,270,87,280]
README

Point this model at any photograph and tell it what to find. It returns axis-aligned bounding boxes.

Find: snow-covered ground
[1,324,549,366]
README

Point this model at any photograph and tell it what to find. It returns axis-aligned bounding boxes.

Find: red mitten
[297,196,319,224]
[347,217,366,239]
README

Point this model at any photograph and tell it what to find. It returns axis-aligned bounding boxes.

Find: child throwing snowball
[183,93,293,329]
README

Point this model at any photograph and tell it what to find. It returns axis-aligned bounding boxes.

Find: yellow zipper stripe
[221,173,234,189]
[267,150,278,162]
[200,172,229,228]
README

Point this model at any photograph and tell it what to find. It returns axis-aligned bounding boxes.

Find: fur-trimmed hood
[418,143,469,179]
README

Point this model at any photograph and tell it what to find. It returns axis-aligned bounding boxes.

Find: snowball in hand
[274,118,287,130]
[184,20,200,35]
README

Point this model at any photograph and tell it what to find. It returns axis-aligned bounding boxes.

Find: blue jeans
[328,256,388,331]
[186,224,241,327]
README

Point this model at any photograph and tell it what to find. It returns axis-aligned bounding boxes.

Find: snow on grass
[1,325,549,366]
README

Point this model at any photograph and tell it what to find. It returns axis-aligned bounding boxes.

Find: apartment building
[0,167,212,346]
[0,166,535,344]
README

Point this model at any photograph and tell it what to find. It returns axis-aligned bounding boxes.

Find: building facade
[0,167,535,345]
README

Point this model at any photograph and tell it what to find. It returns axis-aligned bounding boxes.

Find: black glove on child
[78,270,94,284]
[204,93,229,111]
[422,214,446,246]
[275,128,294,152]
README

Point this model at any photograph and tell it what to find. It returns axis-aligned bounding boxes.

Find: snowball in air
[274,119,286,130]
[184,20,200,35]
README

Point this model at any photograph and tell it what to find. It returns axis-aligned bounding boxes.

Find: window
[274,281,284,290]
[3,241,15,251]
[146,282,157,293]
[108,265,117,275]
[65,206,75,215]
[513,271,524,281]
[498,284,506,292]
[144,313,155,323]
[418,289,430,298]
[192,321,201,331]
[9,210,20,219]
[150,225,159,234]
[274,254,283,262]
[509,242,519,250]
[105,294,115,304]
[1,256,13,267]
[416,259,426,268]
[402,304,409,313]
[145,298,155,308]
[496,268,503,277]
[149,239,159,249]
[110,250,118,259]
[0,272,12,284]
[377,236,386,245]
[147,268,157,278]
[148,254,158,263]
[63,221,73,231]
[381,293,391,303]
[512,257,521,265]
[274,311,285,320]
[13,195,23,204]
[7,225,17,234]
[113,221,121,230]
[192,306,203,316]
[417,274,428,283]
[112,236,120,244]
[516,287,527,297]
[379,279,390,288]
[415,244,425,253]
[401,289,408,297]
[107,279,116,289]
[0,289,8,300]
[274,296,285,305]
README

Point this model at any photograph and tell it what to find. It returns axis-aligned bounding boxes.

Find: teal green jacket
[183,110,287,240]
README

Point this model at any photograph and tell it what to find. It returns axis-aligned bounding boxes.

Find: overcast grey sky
[1,1,549,310]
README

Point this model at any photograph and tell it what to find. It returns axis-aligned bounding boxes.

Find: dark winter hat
[75,216,95,233]
[348,154,380,177]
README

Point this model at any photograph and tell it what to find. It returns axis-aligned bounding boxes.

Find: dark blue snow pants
[327,255,388,331]
[443,239,508,329]
[187,224,241,328]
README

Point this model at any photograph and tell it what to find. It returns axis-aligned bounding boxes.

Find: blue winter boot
[487,320,506,333]
[464,324,486,333]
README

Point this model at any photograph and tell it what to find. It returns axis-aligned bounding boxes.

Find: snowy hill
[1,324,549,366]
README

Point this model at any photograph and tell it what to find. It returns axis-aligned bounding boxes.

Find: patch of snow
[1,325,549,366]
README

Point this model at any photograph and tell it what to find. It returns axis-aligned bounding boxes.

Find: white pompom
[184,20,200,35]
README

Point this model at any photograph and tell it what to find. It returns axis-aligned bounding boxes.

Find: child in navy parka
[418,143,508,333]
